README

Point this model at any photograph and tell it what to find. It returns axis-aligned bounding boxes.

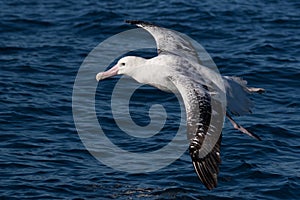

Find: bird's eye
[121,63,125,66]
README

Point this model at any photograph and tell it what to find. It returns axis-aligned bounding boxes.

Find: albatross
[96,20,265,190]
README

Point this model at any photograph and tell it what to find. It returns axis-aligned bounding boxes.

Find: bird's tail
[223,76,264,116]
[223,76,264,140]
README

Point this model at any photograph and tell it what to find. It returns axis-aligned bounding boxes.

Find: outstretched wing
[125,20,200,64]
[127,20,225,190]
[168,75,223,190]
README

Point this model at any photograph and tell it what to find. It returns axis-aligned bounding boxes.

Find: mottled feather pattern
[168,75,221,190]
[188,86,221,190]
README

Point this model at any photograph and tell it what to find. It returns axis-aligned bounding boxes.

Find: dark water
[1,0,299,199]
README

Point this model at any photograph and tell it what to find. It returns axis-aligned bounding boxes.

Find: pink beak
[96,65,119,81]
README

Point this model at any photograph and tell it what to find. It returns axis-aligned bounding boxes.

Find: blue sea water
[1,0,299,199]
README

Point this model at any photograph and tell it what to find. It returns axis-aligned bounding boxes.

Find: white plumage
[96,20,264,190]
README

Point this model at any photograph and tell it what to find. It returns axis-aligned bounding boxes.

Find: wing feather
[168,75,222,190]
[125,20,200,63]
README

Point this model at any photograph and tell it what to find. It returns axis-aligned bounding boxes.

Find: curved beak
[96,65,119,81]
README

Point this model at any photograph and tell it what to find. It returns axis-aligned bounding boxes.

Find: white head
[96,56,146,81]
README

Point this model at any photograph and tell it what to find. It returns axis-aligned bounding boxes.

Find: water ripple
[1,0,299,199]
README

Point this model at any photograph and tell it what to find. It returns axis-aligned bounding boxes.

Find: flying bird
[96,20,264,190]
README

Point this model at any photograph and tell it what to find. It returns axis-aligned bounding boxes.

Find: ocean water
[1,0,299,199]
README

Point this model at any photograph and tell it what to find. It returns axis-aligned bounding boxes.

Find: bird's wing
[126,20,227,105]
[168,74,223,190]
[125,20,200,64]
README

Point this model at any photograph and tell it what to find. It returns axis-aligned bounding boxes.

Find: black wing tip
[192,160,218,190]
[189,136,221,190]
[125,20,157,27]
[190,135,222,190]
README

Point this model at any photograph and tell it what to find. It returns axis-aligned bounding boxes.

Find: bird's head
[96,56,146,81]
